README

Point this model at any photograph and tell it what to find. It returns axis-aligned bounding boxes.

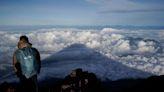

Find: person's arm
[13,52,18,72]
[13,51,22,77]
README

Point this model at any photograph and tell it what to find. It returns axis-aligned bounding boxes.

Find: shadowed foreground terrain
[0,74,164,92]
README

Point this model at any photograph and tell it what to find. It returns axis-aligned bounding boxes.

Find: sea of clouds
[0,28,164,81]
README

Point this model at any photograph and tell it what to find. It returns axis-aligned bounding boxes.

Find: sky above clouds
[0,0,164,26]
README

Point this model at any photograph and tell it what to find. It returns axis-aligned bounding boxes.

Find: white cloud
[136,40,157,54]
[119,40,130,50]
[114,39,131,53]
[101,28,123,34]
[86,40,100,48]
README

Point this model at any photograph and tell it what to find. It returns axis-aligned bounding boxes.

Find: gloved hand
[15,63,23,77]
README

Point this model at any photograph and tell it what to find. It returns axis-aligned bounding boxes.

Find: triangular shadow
[40,43,153,81]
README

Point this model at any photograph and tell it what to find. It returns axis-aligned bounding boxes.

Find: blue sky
[0,0,164,26]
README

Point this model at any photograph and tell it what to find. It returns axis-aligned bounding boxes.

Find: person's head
[70,70,76,77]
[20,35,29,43]
[70,68,83,77]
[75,68,82,77]
[18,35,29,49]
[18,35,32,48]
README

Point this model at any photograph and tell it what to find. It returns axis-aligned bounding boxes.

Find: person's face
[18,40,26,49]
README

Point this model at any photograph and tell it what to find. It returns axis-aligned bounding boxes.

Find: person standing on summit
[13,35,41,92]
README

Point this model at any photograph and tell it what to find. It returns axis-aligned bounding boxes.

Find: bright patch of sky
[0,0,164,26]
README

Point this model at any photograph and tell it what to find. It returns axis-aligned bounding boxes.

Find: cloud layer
[0,28,164,80]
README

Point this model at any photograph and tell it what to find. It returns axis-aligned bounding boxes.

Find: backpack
[15,47,39,78]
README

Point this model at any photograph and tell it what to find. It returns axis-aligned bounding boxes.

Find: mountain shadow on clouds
[41,43,152,81]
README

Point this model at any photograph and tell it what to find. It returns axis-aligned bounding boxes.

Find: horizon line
[0,25,164,27]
